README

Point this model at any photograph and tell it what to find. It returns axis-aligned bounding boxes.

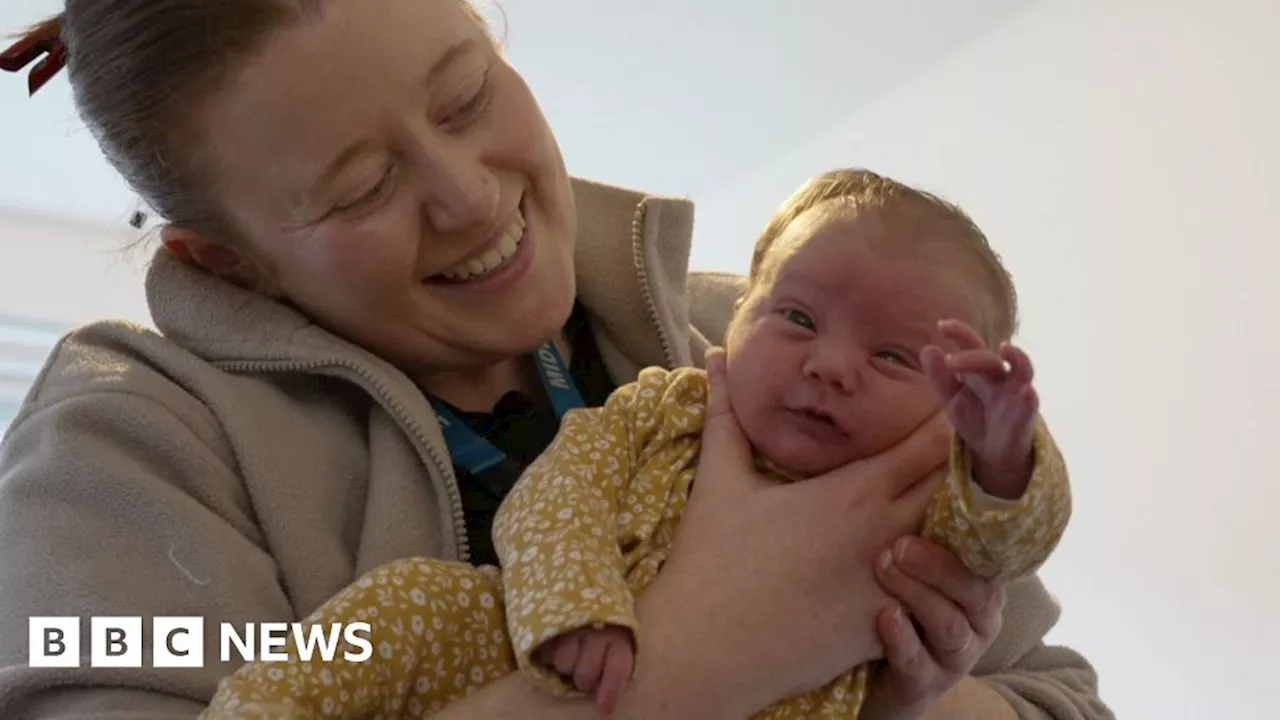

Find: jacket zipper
[629,200,680,369]
[214,358,470,563]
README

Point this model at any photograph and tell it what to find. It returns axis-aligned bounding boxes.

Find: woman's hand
[858,537,1009,720]
[616,348,955,718]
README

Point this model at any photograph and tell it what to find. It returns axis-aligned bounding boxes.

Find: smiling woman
[0,1,1109,719]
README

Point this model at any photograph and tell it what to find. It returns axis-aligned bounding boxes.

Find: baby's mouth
[801,409,837,427]
[785,405,849,439]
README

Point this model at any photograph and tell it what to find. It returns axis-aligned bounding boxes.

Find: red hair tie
[1,20,69,96]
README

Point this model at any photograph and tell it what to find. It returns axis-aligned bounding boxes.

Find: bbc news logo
[29,617,373,668]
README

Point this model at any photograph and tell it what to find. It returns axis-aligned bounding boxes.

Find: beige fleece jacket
[0,177,1109,719]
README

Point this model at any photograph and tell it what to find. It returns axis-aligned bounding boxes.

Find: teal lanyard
[428,342,585,475]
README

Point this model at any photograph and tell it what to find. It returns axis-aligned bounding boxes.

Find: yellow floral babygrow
[203,366,1071,719]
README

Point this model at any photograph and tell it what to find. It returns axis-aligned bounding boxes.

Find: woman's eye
[336,167,395,213]
[442,72,491,129]
[783,308,816,331]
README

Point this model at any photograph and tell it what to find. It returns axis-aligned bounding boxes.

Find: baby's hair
[748,168,1019,345]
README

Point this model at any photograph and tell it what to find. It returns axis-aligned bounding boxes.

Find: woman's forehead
[193,0,490,212]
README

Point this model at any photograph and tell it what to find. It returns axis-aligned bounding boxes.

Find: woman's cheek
[307,207,424,290]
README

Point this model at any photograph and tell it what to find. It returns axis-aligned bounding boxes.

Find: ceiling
[0,0,1030,229]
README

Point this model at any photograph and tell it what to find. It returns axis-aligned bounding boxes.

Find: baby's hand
[921,319,1039,499]
[534,625,635,716]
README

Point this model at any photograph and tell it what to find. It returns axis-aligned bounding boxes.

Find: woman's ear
[160,225,280,297]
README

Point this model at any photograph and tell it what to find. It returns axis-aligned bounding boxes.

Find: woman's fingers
[822,411,952,502]
[882,412,953,500]
[694,347,758,495]
[892,467,951,538]
[875,546,974,657]
[891,538,1006,638]
[878,603,931,683]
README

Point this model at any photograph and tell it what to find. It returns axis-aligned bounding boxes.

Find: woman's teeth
[439,211,526,281]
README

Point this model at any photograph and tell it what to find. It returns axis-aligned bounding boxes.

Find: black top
[438,302,618,567]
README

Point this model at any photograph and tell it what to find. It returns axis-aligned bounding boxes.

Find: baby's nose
[803,349,863,394]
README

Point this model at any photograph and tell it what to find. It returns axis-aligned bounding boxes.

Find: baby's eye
[875,349,912,367]
[782,308,816,331]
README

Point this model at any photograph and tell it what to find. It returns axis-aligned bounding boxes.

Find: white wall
[0,208,153,329]
[693,0,1278,718]
[0,209,153,430]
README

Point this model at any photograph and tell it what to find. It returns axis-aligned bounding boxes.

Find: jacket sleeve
[980,636,1113,720]
[684,270,1113,720]
[964,571,1112,720]
[0,372,293,716]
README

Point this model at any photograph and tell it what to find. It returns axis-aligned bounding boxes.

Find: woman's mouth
[432,208,527,283]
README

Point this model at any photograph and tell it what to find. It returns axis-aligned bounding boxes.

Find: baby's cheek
[723,361,776,441]
[869,389,944,451]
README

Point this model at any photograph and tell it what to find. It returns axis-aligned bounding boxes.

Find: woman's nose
[418,146,499,233]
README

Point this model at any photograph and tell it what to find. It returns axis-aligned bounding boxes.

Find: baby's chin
[751,437,865,481]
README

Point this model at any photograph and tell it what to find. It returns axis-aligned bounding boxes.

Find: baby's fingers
[1014,384,1040,426]
[548,634,581,677]
[946,349,1007,378]
[594,639,635,717]
[1000,343,1035,385]
[938,319,987,350]
[922,345,961,400]
[573,633,609,694]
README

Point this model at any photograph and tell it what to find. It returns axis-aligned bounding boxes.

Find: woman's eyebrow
[424,38,478,86]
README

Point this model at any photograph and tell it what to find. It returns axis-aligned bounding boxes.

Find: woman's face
[187,0,577,377]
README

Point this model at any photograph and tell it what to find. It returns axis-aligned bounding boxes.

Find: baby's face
[725,205,989,478]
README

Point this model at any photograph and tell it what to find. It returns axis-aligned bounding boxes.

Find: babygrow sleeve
[922,415,1073,582]
[492,366,704,694]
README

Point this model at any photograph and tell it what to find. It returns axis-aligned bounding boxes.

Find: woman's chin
[482,299,576,354]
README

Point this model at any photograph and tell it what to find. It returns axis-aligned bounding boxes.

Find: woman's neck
[420,332,573,414]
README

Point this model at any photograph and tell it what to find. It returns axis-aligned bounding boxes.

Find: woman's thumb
[698,348,754,478]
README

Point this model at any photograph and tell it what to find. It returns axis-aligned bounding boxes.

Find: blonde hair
[748,168,1019,344]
